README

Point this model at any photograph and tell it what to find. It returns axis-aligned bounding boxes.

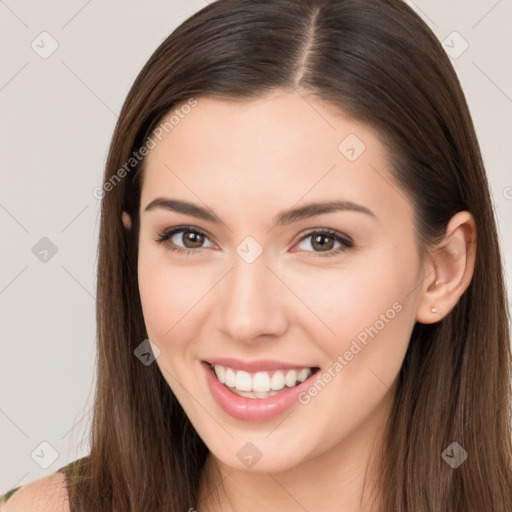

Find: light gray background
[1,0,511,493]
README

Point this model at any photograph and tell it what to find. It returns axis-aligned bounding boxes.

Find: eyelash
[154,225,354,258]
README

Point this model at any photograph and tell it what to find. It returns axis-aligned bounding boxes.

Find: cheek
[294,244,419,365]
[137,244,222,359]
[137,245,197,345]
[291,251,418,443]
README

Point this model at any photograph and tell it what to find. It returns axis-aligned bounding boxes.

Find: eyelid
[292,227,353,257]
[155,224,213,241]
[154,225,216,249]
[154,225,353,256]
[293,227,353,246]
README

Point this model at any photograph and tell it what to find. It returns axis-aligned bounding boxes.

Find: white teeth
[270,371,285,391]
[235,370,252,391]
[232,389,281,399]
[214,365,226,384]
[284,369,298,387]
[253,371,271,392]
[211,364,313,394]
[297,368,310,382]
[225,367,236,388]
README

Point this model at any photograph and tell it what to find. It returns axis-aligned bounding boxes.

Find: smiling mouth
[206,362,321,399]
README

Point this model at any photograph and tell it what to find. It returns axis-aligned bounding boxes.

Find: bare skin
[124,89,476,511]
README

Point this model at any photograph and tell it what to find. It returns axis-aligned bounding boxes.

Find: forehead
[139,91,412,226]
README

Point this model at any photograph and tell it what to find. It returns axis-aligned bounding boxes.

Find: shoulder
[0,470,70,512]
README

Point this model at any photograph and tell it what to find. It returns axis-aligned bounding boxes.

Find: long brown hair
[64,0,512,510]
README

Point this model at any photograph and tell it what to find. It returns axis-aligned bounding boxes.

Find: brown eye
[295,229,353,257]
[310,233,335,252]
[181,230,205,249]
[154,226,215,255]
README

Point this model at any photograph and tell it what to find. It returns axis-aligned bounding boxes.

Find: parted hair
[63,0,512,510]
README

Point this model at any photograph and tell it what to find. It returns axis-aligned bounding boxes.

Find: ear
[122,211,132,230]
[416,211,477,324]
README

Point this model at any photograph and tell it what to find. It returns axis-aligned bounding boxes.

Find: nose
[217,251,289,344]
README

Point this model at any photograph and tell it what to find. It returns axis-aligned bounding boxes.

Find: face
[134,90,424,473]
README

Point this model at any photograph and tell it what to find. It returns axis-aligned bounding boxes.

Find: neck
[196,386,394,512]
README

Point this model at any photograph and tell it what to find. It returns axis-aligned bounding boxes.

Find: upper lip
[203,357,318,373]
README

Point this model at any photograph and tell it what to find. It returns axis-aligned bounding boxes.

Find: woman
[2,0,511,510]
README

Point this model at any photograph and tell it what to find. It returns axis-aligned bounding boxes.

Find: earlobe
[122,211,132,229]
[416,211,477,324]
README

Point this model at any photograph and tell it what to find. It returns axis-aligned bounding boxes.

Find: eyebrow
[144,198,376,225]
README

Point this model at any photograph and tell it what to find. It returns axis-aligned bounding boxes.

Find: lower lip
[201,361,319,422]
